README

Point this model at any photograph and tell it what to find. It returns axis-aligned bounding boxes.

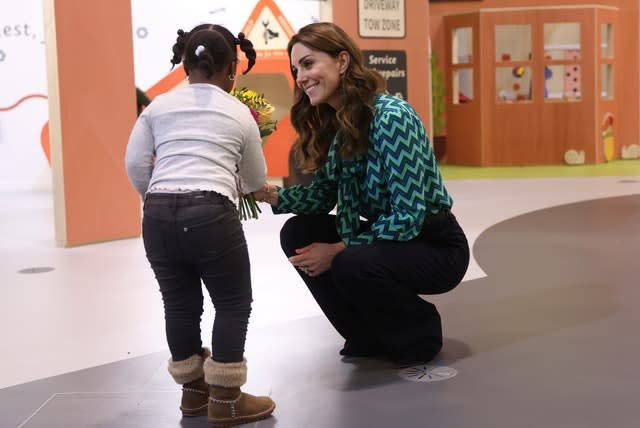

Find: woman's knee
[280,216,306,255]
[280,214,334,255]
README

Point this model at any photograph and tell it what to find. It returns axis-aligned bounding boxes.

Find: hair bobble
[236,32,245,44]
[194,45,205,56]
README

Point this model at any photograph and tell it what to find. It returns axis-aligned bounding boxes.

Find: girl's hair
[170,23,256,78]
[287,22,386,172]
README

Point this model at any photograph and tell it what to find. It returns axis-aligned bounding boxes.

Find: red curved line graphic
[41,122,51,166]
[0,94,48,112]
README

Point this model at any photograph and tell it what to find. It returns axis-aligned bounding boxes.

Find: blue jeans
[142,191,252,363]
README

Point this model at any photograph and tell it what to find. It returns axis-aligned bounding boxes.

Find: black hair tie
[236,32,245,44]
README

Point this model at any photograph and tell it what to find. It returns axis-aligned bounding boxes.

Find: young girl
[125,23,275,426]
[254,22,470,367]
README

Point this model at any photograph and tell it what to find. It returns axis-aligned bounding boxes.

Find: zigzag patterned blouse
[273,94,452,246]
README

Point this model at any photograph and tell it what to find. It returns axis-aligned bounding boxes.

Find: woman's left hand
[289,241,345,277]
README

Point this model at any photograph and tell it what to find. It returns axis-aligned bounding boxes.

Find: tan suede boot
[168,348,211,417]
[204,357,275,427]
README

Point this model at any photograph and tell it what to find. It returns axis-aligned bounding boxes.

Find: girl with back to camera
[125,24,275,426]
[254,22,470,367]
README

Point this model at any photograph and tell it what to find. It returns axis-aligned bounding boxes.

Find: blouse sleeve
[125,114,155,198]
[237,117,267,193]
[272,166,338,215]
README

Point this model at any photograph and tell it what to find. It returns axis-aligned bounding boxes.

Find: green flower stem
[239,197,246,220]
[238,193,262,221]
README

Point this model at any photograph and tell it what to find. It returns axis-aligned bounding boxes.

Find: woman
[254,22,469,367]
[125,24,275,426]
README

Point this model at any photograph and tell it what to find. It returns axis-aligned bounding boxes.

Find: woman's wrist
[263,184,279,206]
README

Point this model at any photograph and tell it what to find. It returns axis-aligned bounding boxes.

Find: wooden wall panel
[442,4,625,165]
[44,0,140,246]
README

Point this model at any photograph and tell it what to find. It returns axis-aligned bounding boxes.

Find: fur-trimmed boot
[204,357,275,427]
[167,348,211,417]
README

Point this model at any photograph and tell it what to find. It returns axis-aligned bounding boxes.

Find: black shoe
[339,341,385,358]
[393,355,430,368]
[391,347,440,367]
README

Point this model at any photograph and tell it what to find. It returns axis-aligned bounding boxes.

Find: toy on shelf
[601,112,615,162]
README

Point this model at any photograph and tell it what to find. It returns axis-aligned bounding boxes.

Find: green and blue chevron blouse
[273,94,452,246]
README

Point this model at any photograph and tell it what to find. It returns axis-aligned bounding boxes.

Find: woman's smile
[290,42,344,109]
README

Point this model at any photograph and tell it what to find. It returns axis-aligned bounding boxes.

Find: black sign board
[362,50,407,100]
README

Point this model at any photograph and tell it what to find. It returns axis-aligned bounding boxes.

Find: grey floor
[1,177,639,427]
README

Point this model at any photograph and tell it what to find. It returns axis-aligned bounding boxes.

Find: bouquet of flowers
[231,87,277,139]
[232,87,277,220]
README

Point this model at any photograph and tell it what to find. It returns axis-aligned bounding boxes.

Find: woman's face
[290,42,348,110]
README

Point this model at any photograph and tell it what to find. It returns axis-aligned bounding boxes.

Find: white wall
[0,0,50,191]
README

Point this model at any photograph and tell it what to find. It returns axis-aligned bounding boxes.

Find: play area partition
[443,5,619,166]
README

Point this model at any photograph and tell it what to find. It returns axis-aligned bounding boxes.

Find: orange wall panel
[45,0,141,246]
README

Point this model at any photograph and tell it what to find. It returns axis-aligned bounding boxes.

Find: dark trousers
[142,191,252,363]
[280,211,469,363]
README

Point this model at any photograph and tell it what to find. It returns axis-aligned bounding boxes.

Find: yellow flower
[231,87,277,138]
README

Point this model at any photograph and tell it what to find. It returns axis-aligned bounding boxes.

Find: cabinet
[444,5,618,165]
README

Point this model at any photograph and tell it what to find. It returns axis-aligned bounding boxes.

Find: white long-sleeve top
[125,83,267,204]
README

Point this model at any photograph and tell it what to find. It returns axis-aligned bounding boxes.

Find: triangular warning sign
[242,0,296,58]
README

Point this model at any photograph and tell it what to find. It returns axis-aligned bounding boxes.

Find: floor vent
[398,365,457,383]
[18,267,55,274]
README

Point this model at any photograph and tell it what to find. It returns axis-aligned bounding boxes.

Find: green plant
[430,51,445,136]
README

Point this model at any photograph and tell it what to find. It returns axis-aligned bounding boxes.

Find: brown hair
[287,22,386,173]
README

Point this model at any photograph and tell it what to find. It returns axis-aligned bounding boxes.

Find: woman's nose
[296,70,306,87]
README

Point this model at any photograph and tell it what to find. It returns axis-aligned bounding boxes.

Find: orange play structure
[430,0,639,166]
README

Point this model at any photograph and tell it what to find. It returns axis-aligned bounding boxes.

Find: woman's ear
[337,51,350,75]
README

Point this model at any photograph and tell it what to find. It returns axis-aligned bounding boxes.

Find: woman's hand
[252,183,278,206]
[289,241,346,277]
